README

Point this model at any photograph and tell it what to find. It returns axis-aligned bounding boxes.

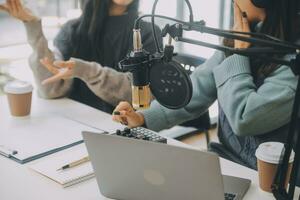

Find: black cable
[150,0,194,53]
[151,0,161,53]
[184,0,194,22]
[135,14,188,30]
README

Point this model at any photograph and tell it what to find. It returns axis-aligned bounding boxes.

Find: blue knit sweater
[141,51,298,137]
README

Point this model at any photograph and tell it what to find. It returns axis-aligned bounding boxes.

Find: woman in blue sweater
[113,0,300,169]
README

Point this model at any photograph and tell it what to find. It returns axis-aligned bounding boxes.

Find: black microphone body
[119,49,152,110]
[119,29,193,110]
[118,29,152,110]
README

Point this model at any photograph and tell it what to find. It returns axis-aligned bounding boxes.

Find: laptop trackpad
[223,175,251,199]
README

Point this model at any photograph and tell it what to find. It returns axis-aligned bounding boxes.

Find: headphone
[251,0,273,8]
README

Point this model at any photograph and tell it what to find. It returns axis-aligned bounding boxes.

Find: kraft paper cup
[4,80,33,117]
[255,142,295,193]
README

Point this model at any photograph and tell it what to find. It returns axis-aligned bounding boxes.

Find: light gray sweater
[141,51,298,137]
[24,20,132,106]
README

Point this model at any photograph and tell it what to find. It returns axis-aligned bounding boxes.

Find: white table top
[0,94,299,200]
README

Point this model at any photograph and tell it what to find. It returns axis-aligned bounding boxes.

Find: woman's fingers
[7,0,13,12]
[42,72,65,85]
[3,0,37,21]
[232,3,251,49]
[241,12,250,32]
[233,3,242,31]
[114,115,128,125]
[112,110,128,124]
[9,0,17,15]
[40,58,73,84]
[113,102,134,124]
[112,102,145,128]
[40,58,59,74]
[114,101,134,113]
[54,60,75,69]
[240,13,251,48]
[14,0,22,13]
[0,4,9,12]
[112,114,121,123]
[233,3,239,27]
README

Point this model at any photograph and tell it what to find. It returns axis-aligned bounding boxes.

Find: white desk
[0,95,299,200]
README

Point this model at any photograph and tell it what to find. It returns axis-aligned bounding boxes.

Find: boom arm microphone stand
[133,10,300,199]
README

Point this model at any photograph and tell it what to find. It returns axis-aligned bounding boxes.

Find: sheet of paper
[29,144,94,187]
[0,113,100,161]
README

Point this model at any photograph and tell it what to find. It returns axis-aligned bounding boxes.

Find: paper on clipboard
[0,114,101,163]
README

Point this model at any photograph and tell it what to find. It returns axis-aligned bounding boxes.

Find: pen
[113,111,129,125]
[0,145,18,158]
[57,156,90,171]
[113,111,121,115]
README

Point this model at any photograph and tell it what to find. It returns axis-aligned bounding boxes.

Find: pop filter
[149,60,193,109]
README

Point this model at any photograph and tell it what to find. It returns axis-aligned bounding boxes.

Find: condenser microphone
[119,29,193,110]
[119,29,152,110]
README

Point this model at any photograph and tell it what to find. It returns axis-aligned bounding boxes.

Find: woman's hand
[0,0,38,22]
[112,101,145,128]
[40,57,75,85]
[233,3,251,49]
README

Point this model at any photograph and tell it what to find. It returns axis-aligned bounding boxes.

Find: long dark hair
[71,0,139,62]
[250,0,300,79]
[225,0,300,80]
[261,0,299,42]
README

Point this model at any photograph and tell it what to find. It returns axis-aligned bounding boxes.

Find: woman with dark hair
[113,0,300,169]
[0,0,162,113]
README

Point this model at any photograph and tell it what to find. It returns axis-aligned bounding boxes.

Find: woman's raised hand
[0,0,38,22]
[233,2,251,49]
[112,101,145,128]
[40,57,75,85]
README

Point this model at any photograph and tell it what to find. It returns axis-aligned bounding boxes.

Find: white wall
[181,0,221,58]
[140,0,177,17]
[139,0,224,59]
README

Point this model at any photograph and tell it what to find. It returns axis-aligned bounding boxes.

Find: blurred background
[0,0,232,95]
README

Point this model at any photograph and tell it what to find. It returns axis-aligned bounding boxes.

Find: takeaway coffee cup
[255,142,295,193]
[4,80,33,117]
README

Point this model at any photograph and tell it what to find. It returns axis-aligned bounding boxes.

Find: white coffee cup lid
[4,80,33,94]
[255,142,295,164]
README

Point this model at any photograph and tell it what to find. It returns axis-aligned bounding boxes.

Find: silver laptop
[82,131,251,200]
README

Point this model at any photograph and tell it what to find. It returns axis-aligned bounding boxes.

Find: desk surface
[0,95,299,200]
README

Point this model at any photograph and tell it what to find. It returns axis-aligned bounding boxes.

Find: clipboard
[0,114,101,164]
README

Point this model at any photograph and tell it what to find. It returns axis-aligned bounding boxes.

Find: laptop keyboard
[225,193,237,200]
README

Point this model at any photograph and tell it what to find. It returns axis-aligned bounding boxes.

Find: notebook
[0,113,101,164]
[29,144,95,188]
